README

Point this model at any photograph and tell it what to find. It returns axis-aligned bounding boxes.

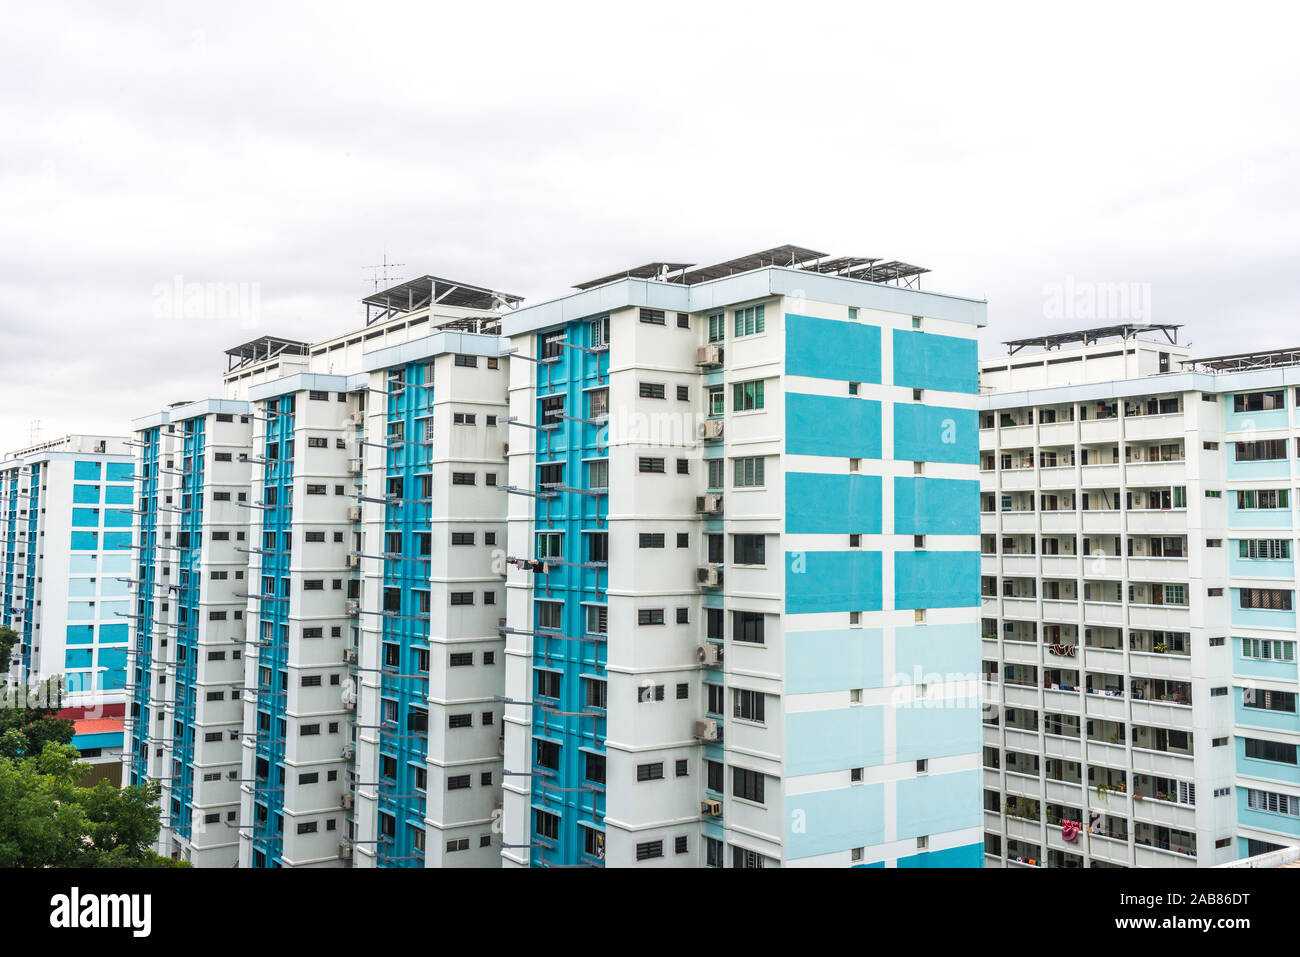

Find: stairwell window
[638,457,665,474]
[733,379,765,412]
[708,311,725,343]
[639,308,666,326]
[637,762,664,781]
[638,608,665,626]
[734,304,765,337]
[639,382,666,399]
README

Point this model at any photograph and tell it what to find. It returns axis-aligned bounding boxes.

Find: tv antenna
[364,253,406,293]
[29,419,41,446]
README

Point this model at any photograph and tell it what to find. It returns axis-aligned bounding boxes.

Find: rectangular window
[639,533,665,548]
[733,456,765,488]
[639,382,666,399]
[733,688,766,723]
[451,531,475,546]
[454,354,478,368]
[733,534,766,565]
[639,308,666,326]
[636,762,664,782]
[708,386,724,416]
[636,840,664,861]
[638,608,665,626]
[638,457,665,474]
[1240,588,1293,611]
[734,304,765,337]
[733,766,765,803]
[1235,439,1288,461]
[733,611,764,644]
[732,379,765,412]
[708,311,725,343]
[452,472,476,485]
[1234,390,1285,412]
[1245,738,1298,764]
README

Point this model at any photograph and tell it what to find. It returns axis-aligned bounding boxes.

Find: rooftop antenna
[28,419,41,446]
[363,253,405,293]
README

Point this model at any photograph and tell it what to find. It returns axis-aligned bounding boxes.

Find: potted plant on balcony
[1153,641,1168,654]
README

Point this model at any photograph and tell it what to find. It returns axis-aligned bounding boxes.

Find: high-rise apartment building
[979,325,1300,867]
[498,247,987,868]
[1,434,133,707]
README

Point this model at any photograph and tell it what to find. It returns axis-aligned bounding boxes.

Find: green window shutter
[754,380,764,409]
[755,304,765,333]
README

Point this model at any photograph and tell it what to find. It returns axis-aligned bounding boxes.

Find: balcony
[1040,510,1079,532]
[1041,554,1080,577]
[1004,771,1042,799]
[1038,422,1076,445]
[1042,688,1081,713]
[1002,683,1039,708]
[1040,598,1078,622]
[1086,832,1132,865]
[1082,646,1124,673]
[1002,640,1040,666]
[1000,554,1038,577]
[1123,413,1185,442]
[1126,555,1189,579]
[1132,795,1197,831]
[1081,463,1122,487]
[1000,424,1034,447]
[1083,601,1124,626]
[999,467,1037,491]
[1130,747,1194,777]
[1004,727,1041,752]
[1134,843,1198,867]
[1128,602,1190,630]
[1079,419,1120,443]
[1129,699,1193,731]
[1001,597,1039,620]
[1043,733,1083,761]
[999,511,1038,533]
[1127,650,1192,680]
[1081,509,1122,533]
[1045,778,1083,804]
[1125,460,1185,486]
[1085,691,1127,721]
[1034,465,1073,489]
[1125,508,1187,533]
[1086,740,1128,768]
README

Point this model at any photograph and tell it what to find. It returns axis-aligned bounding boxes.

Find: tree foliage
[0,742,188,867]
[0,677,75,759]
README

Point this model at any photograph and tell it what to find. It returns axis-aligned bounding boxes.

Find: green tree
[0,742,188,868]
[0,677,74,759]
[0,624,17,672]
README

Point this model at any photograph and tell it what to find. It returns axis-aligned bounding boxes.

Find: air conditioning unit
[345,600,360,616]
[340,792,354,809]
[338,841,352,860]
[349,411,364,426]
[698,419,724,440]
[695,493,723,515]
[697,565,721,588]
[347,457,363,474]
[343,698,356,711]
[496,738,505,756]
[341,744,355,760]
[342,648,357,664]
[696,643,723,666]
[694,718,720,742]
[346,553,359,568]
[701,799,722,817]
[696,344,723,367]
[502,442,509,457]
[347,505,362,521]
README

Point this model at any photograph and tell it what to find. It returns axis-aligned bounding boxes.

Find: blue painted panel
[1227,502,1292,529]
[104,485,133,505]
[64,648,93,669]
[1235,790,1300,839]
[69,531,98,551]
[893,476,980,535]
[98,646,127,673]
[1233,651,1297,682]
[785,783,885,858]
[72,485,100,504]
[73,461,101,481]
[102,532,131,552]
[66,625,95,645]
[894,622,980,683]
[785,628,885,694]
[1229,553,1295,579]
[786,393,881,459]
[895,551,980,609]
[105,462,133,482]
[786,550,882,614]
[102,508,132,528]
[895,703,982,762]
[72,730,123,751]
[892,329,978,394]
[98,623,127,643]
[785,313,881,383]
[70,508,100,528]
[895,769,982,839]
[785,473,881,534]
[893,404,978,465]
[785,706,884,775]
[1226,455,1291,481]
[897,841,984,868]
[1225,405,1288,434]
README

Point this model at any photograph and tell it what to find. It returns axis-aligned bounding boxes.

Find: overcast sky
[3,1,1298,453]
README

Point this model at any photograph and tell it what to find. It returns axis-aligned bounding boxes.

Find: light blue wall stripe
[893,404,978,465]
[786,393,882,458]
[892,329,978,394]
[785,313,881,383]
[893,476,980,535]
[786,473,882,534]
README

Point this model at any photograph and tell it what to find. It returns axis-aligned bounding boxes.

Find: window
[639,533,665,548]
[636,840,664,861]
[535,811,560,841]
[450,652,474,667]
[452,472,476,485]
[1239,539,1290,560]
[296,821,318,835]
[1235,439,1287,461]
[706,759,724,792]
[733,766,765,803]
[638,457,665,474]
[453,412,476,425]
[734,688,766,722]
[637,762,664,781]
[708,311,725,343]
[1234,390,1285,412]
[707,684,724,715]
[676,312,690,329]
[676,458,689,474]
[585,604,608,635]
[454,354,478,368]
[733,534,765,565]
[676,385,690,401]
[535,740,560,771]
[732,379,765,412]
[1236,489,1289,509]
[1243,688,1297,713]
[676,607,689,624]
[450,591,475,605]
[1240,588,1292,611]
[1245,738,1297,764]
[676,533,689,548]
[1241,638,1295,661]
[638,608,665,626]
[638,684,663,703]
[588,389,609,419]
[537,601,562,630]
[734,456,765,487]
[451,531,475,546]
[639,308,666,325]
[639,382,666,399]
[1247,789,1300,817]
[537,670,561,699]
[707,386,724,416]
[588,459,609,489]
[707,459,724,490]
[537,531,563,558]
[733,611,764,644]
[734,304,765,337]
[584,751,606,784]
